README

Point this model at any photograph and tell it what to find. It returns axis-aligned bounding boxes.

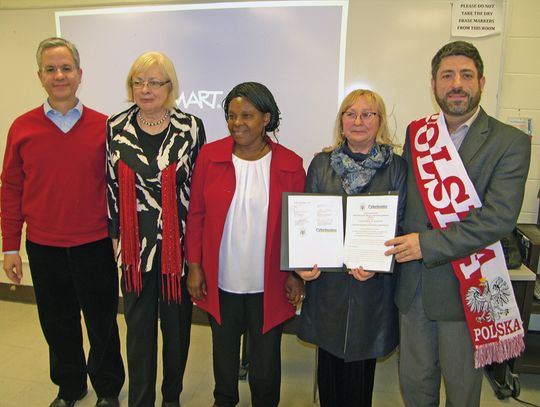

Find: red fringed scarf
[118,160,182,303]
[161,161,182,303]
[409,113,524,368]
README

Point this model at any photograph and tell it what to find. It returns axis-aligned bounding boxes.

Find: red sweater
[1,106,109,251]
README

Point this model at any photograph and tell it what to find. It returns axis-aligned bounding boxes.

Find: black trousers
[208,290,283,407]
[122,267,192,407]
[26,238,125,400]
[317,348,377,407]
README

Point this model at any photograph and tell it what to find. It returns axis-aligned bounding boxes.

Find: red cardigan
[1,106,109,250]
[186,136,306,333]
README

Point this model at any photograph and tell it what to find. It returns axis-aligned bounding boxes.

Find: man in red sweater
[1,37,124,407]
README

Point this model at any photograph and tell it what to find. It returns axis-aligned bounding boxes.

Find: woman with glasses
[296,89,406,407]
[185,82,305,407]
[106,51,206,407]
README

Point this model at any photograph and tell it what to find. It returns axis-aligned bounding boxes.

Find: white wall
[0,0,538,286]
[498,0,540,224]
[498,0,540,330]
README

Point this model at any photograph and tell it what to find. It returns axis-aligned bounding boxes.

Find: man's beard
[435,87,481,117]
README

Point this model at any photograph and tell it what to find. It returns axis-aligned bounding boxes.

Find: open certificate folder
[280,193,399,272]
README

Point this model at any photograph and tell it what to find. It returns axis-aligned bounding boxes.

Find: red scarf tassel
[118,160,183,303]
[118,160,142,296]
[161,163,183,303]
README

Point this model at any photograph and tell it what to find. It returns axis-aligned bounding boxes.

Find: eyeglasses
[131,80,171,89]
[342,111,378,122]
[41,65,76,75]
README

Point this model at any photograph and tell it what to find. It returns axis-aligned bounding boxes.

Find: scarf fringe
[119,161,142,296]
[161,163,182,303]
[118,160,182,303]
[162,273,182,305]
[474,335,525,368]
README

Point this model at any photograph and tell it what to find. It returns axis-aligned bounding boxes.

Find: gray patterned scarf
[330,143,393,194]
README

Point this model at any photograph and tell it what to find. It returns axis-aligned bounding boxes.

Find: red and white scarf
[118,160,183,303]
[409,113,525,368]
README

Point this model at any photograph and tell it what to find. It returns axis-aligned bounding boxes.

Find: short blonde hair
[125,51,179,109]
[326,89,396,152]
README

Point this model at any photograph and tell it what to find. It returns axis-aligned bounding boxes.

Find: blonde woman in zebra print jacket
[106,51,206,407]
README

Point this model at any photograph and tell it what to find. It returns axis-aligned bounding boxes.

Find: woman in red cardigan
[186,82,305,407]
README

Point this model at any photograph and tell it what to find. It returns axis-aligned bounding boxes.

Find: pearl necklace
[138,110,170,127]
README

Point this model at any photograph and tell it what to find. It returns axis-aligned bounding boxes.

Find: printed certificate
[280,193,398,272]
[342,194,398,272]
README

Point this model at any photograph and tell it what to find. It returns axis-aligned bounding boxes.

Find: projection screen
[56,1,348,167]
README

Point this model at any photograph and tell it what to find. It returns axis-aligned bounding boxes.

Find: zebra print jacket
[106,104,206,273]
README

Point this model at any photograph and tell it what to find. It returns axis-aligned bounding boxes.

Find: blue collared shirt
[449,106,481,151]
[43,99,83,133]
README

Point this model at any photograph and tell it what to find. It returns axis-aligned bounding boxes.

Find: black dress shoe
[49,389,88,407]
[96,397,120,407]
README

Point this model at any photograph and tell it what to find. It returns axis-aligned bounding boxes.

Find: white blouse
[218,151,272,293]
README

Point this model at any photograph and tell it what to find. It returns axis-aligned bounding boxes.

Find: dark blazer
[395,108,531,321]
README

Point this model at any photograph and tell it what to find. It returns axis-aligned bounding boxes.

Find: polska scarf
[330,143,394,194]
[118,160,182,303]
[409,113,524,368]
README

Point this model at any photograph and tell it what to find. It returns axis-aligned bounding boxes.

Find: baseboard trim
[0,283,298,332]
[0,282,35,304]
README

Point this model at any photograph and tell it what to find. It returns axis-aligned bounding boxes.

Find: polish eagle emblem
[465,277,511,322]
